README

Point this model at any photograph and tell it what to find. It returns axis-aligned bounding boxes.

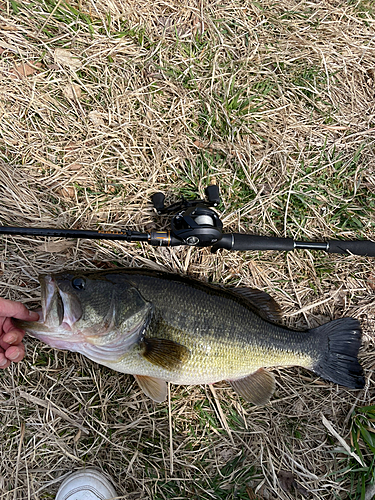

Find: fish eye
[72,277,86,290]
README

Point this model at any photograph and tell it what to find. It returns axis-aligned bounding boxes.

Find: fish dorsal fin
[134,375,167,402]
[231,287,282,323]
[229,368,276,405]
[140,338,190,370]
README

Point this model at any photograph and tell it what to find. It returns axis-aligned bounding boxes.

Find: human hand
[0,298,39,369]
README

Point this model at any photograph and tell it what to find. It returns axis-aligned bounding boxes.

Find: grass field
[0,0,375,498]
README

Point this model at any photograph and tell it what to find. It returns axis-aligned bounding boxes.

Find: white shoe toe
[55,468,117,500]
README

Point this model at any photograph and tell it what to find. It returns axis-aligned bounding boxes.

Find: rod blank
[0,226,149,242]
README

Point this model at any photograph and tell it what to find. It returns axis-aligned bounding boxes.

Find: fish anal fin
[231,287,282,323]
[134,375,167,402]
[140,338,190,370]
[229,368,276,405]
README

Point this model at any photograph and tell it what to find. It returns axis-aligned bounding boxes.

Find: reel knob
[152,192,165,213]
[205,185,220,206]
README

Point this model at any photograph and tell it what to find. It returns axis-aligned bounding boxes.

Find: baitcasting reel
[150,185,223,247]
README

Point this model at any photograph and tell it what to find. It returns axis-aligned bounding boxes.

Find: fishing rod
[1,185,375,256]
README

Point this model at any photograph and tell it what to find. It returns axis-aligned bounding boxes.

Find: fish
[16,268,365,404]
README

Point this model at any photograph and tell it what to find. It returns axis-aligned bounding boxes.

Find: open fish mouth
[39,274,83,332]
[40,275,61,325]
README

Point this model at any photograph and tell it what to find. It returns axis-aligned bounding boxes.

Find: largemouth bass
[17,268,365,404]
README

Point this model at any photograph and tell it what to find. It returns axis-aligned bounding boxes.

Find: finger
[0,298,39,321]
[0,350,11,369]
[5,344,25,363]
[2,327,25,346]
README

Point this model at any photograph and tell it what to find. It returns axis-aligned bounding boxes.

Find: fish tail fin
[311,318,365,389]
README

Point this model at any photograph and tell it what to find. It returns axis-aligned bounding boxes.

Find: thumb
[0,298,39,321]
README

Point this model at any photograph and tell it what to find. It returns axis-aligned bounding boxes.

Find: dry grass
[0,0,375,498]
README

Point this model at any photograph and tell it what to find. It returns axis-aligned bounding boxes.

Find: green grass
[332,406,375,500]
[151,453,259,499]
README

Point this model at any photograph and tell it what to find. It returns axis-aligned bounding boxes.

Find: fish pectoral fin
[140,338,189,370]
[134,375,167,402]
[231,287,282,323]
[229,368,276,405]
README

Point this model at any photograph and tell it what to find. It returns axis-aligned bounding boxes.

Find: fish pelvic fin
[140,337,190,370]
[311,318,365,389]
[230,287,282,323]
[134,375,167,402]
[229,368,276,405]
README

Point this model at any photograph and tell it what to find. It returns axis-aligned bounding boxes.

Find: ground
[0,0,375,499]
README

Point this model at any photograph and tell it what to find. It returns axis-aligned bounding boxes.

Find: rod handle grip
[212,234,295,252]
[327,239,375,256]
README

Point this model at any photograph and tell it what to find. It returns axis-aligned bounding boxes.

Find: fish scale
[122,272,314,383]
